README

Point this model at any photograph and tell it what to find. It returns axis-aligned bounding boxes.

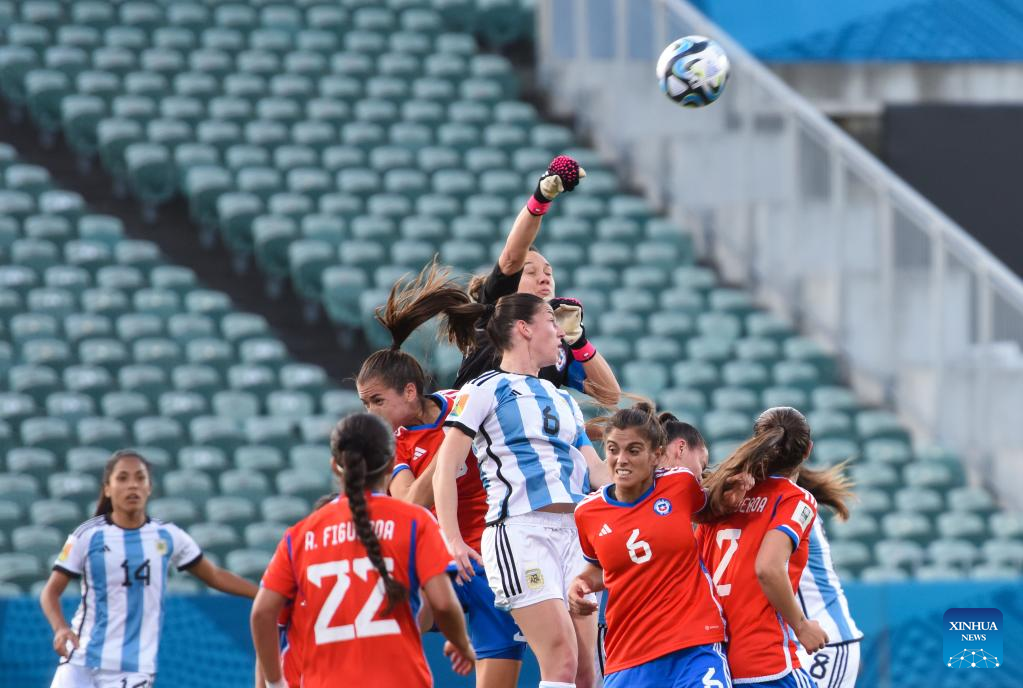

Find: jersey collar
[402,392,449,431]
[104,512,151,530]
[601,480,657,508]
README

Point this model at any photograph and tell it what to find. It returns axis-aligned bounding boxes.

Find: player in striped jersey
[433,292,610,688]
[39,450,259,688]
[455,155,621,407]
[697,408,852,687]
[354,267,526,688]
[570,403,752,688]
[794,478,862,688]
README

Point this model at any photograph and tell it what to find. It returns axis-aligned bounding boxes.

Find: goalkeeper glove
[526,155,586,216]
[550,297,597,362]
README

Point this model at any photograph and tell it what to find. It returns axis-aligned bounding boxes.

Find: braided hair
[329,413,406,611]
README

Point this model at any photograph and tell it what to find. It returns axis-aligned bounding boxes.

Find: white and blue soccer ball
[656,35,729,108]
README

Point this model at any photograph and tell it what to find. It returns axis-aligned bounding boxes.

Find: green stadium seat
[184,165,233,230]
[132,337,183,372]
[702,410,751,444]
[20,416,73,455]
[220,469,272,502]
[298,415,336,445]
[100,392,152,426]
[711,387,759,415]
[236,446,286,475]
[850,462,898,492]
[76,416,130,449]
[25,217,74,245]
[189,522,241,561]
[225,548,271,578]
[277,467,331,503]
[828,512,879,543]
[164,468,215,505]
[116,314,164,343]
[26,69,72,135]
[38,190,86,221]
[0,391,39,428]
[13,239,59,273]
[261,495,310,524]
[855,410,910,443]
[266,391,315,422]
[153,27,197,52]
[808,438,857,467]
[0,191,35,223]
[622,266,670,292]
[874,539,925,571]
[989,512,1023,540]
[610,288,657,316]
[0,472,40,509]
[47,471,100,511]
[771,360,819,393]
[760,386,807,410]
[61,95,107,159]
[622,361,669,397]
[901,461,956,491]
[7,448,57,484]
[895,486,944,515]
[970,563,1020,580]
[827,541,871,574]
[669,360,719,396]
[947,487,998,517]
[635,336,682,364]
[11,525,63,562]
[926,539,977,570]
[132,416,186,455]
[0,46,40,108]
[881,512,933,545]
[0,552,44,589]
[244,521,287,552]
[658,387,707,419]
[159,391,210,425]
[211,391,261,421]
[29,498,82,533]
[189,416,245,455]
[10,365,61,405]
[239,339,288,372]
[320,389,362,418]
[148,497,200,529]
[980,539,1023,569]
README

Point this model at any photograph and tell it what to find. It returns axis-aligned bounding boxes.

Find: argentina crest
[943,608,1002,669]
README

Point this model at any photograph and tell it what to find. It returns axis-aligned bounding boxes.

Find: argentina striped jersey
[445,370,594,524]
[53,514,203,674]
[798,518,863,643]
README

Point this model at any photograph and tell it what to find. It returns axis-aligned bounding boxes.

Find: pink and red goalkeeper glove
[526,155,586,216]
[550,296,597,362]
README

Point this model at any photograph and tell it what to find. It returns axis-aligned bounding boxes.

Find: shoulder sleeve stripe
[443,420,476,439]
[52,564,81,579]
[72,516,104,537]
[468,370,502,387]
[582,554,601,566]
[775,524,800,548]
[177,553,203,572]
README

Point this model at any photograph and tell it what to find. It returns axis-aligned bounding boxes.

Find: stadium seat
[989,512,1023,540]
[211,391,261,422]
[235,446,285,475]
[874,539,925,571]
[947,487,998,517]
[935,511,986,541]
[0,552,44,589]
[980,539,1023,569]
[188,522,241,561]
[7,448,57,484]
[148,497,200,529]
[47,472,100,511]
[225,548,271,579]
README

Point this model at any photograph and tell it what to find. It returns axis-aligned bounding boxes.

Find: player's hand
[535,155,586,202]
[795,618,829,653]
[721,472,755,511]
[567,577,598,616]
[445,536,484,584]
[550,297,584,344]
[443,640,477,676]
[53,626,79,658]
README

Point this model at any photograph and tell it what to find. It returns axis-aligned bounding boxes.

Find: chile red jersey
[276,599,305,687]
[262,494,453,688]
[393,389,488,551]
[575,468,727,674]
[697,476,818,682]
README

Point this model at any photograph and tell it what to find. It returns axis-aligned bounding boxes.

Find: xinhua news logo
[943,608,1002,669]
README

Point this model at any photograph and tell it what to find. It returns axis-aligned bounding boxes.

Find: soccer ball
[656,36,729,108]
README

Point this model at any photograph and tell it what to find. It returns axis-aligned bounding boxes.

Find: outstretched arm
[187,557,259,598]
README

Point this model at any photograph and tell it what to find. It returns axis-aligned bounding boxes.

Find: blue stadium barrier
[2,581,1021,686]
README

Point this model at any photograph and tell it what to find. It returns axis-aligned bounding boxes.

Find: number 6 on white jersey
[712,528,741,596]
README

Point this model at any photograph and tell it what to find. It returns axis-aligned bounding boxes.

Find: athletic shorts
[796,641,860,688]
[453,560,527,661]
[736,667,817,687]
[604,643,732,688]
[51,663,153,688]
[480,510,594,611]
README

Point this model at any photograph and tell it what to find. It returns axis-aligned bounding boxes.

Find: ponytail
[703,406,812,513]
[330,413,405,612]
[797,464,853,520]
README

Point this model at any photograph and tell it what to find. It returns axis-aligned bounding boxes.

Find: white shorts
[51,663,153,688]
[481,510,593,611]
[797,640,861,688]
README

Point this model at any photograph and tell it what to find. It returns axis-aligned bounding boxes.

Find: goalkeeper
[453,155,621,406]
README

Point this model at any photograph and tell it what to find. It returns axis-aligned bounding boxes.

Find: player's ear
[803,439,814,460]
[403,381,417,402]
